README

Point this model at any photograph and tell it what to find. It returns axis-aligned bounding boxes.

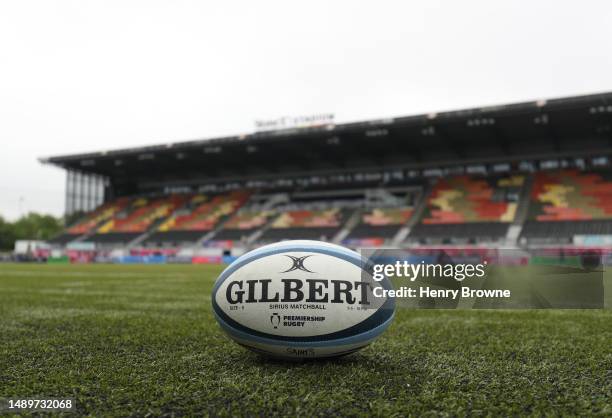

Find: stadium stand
[42,92,612,257]
[343,189,419,244]
[345,207,414,241]
[258,207,351,242]
[410,174,524,243]
[47,169,612,250]
[144,191,251,245]
[88,194,189,245]
[48,197,132,244]
[521,169,612,242]
[212,209,277,241]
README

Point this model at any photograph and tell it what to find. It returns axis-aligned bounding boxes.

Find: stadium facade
[41,92,612,262]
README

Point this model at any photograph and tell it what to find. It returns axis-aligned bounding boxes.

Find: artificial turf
[0,263,610,417]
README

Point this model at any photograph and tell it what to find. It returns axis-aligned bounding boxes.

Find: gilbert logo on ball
[212,240,395,359]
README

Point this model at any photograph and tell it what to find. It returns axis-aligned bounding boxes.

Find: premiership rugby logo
[270,313,281,329]
[280,255,315,273]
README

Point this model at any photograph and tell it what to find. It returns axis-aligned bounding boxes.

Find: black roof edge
[40,90,612,166]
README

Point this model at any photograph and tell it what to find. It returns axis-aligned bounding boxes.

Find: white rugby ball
[212,240,395,359]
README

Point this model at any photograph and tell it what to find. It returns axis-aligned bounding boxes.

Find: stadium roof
[42,92,612,188]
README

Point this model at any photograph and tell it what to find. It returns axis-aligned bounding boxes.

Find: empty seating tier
[421,175,523,224]
[521,169,612,240]
[521,220,612,242]
[258,208,349,242]
[143,230,210,246]
[88,194,189,243]
[157,191,250,232]
[66,197,131,235]
[143,191,251,245]
[347,207,413,240]
[527,169,612,221]
[97,195,188,234]
[411,174,524,242]
[213,210,277,241]
[410,222,510,241]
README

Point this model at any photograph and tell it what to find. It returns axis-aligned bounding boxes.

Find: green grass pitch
[0,263,610,416]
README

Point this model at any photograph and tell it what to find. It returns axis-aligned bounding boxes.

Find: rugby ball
[212,240,395,359]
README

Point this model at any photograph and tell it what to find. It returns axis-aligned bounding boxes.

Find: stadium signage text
[255,113,334,131]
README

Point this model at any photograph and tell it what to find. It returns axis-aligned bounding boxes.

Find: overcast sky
[1,1,611,220]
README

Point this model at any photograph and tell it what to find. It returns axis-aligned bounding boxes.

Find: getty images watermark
[359,247,609,309]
